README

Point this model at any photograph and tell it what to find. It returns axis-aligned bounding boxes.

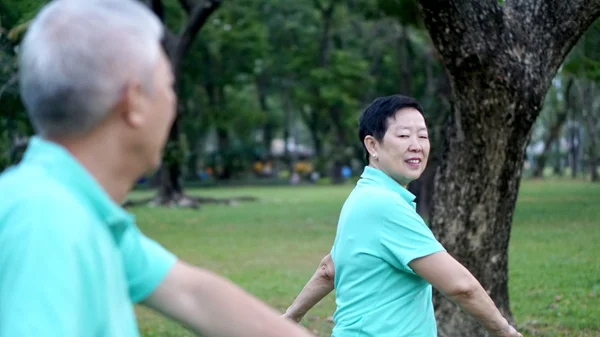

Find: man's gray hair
[19,0,164,138]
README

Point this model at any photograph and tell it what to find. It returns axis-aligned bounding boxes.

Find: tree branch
[416,0,503,73]
[178,0,196,14]
[170,0,221,74]
[162,30,179,57]
[317,2,335,68]
[505,0,600,81]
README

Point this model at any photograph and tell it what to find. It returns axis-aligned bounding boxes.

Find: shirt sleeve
[0,202,86,337]
[378,200,445,274]
[119,225,178,303]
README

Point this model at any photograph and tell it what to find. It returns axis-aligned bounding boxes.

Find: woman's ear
[364,135,378,159]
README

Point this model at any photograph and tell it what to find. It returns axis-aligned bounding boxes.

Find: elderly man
[0,1,315,337]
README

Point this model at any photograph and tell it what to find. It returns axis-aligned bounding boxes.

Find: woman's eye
[419,135,429,139]
[399,135,409,138]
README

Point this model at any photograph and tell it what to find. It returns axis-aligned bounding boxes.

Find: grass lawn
[129,179,600,337]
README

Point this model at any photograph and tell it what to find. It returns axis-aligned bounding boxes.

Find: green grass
[510,180,600,336]
[129,180,600,337]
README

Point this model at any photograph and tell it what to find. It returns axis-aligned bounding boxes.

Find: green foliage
[375,0,423,27]
[0,0,454,178]
[0,0,47,28]
[563,19,600,81]
[0,15,32,171]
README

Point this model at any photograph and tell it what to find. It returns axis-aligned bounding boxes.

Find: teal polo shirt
[330,166,446,337]
[0,136,177,337]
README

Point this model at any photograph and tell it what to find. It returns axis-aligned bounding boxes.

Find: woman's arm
[283,254,335,323]
[409,252,522,337]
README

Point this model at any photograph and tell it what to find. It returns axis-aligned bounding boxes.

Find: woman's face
[366,108,430,187]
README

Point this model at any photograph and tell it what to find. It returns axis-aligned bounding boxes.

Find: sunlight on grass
[130,180,600,337]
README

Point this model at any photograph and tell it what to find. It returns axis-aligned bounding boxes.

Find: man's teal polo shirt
[330,166,446,337]
[0,136,177,337]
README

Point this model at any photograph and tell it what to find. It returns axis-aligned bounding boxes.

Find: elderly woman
[283,95,522,337]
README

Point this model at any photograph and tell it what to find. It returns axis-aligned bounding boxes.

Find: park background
[1,0,599,336]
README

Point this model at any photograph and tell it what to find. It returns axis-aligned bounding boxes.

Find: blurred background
[1,1,598,336]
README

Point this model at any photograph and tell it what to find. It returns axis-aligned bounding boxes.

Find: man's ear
[119,81,145,128]
[364,135,378,158]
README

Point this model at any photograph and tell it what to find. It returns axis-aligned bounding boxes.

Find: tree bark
[149,0,221,207]
[416,0,600,335]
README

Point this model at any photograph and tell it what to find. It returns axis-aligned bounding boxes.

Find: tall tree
[415,1,600,335]
[142,0,221,207]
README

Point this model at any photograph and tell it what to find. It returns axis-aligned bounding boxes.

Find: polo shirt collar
[21,136,133,232]
[360,166,416,206]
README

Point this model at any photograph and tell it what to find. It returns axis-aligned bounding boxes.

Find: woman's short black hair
[358,94,424,164]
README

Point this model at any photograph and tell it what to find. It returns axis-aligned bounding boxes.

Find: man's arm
[283,254,335,322]
[141,260,316,337]
[409,252,522,337]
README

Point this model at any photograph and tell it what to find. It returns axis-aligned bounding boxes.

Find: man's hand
[142,260,316,337]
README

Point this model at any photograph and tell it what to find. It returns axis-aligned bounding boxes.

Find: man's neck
[53,135,139,205]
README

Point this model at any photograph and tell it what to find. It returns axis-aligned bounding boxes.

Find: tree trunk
[582,82,599,182]
[216,126,232,180]
[568,121,582,178]
[553,139,563,176]
[311,126,326,175]
[329,105,349,184]
[534,114,569,177]
[587,114,599,181]
[148,0,220,207]
[256,73,273,156]
[281,88,296,173]
[417,1,600,335]
[309,0,335,178]
[430,92,532,336]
